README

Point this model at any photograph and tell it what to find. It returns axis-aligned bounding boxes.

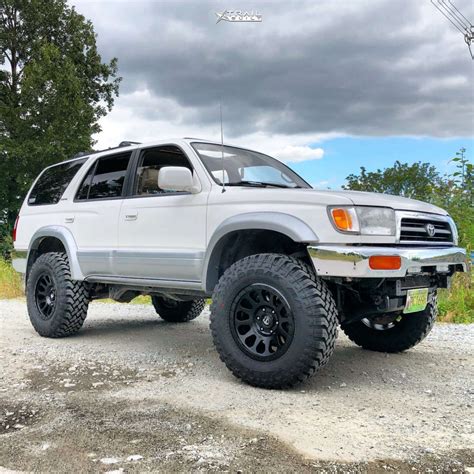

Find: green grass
[131,295,152,304]
[94,295,152,305]
[437,272,474,324]
[0,258,23,299]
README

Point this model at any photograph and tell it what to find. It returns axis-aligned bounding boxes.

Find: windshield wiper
[225,180,300,189]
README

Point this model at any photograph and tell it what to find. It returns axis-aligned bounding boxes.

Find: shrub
[438,273,473,324]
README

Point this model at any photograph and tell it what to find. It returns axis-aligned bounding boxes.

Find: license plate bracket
[403,288,429,314]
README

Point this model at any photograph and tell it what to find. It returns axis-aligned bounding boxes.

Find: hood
[217,187,448,216]
[313,189,448,215]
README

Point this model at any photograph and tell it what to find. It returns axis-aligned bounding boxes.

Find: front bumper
[308,245,467,278]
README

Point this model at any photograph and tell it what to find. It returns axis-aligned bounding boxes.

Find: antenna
[220,104,226,193]
[431,0,474,59]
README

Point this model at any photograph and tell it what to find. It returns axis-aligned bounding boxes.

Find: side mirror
[158,167,196,193]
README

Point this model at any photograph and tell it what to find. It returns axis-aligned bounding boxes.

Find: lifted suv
[13,139,467,388]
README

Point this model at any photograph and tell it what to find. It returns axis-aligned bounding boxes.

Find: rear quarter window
[28,159,87,206]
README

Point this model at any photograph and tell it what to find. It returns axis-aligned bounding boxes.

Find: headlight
[328,206,396,236]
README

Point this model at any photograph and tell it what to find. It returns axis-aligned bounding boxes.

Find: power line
[447,0,471,26]
[431,0,474,58]
[431,0,469,33]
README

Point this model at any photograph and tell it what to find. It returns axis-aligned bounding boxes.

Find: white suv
[12,138,467,388]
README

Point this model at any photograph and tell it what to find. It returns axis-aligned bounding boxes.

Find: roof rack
[184,137,216,141]
[71,141,142,160]
[119,141,141,147]
[72,151,93,158]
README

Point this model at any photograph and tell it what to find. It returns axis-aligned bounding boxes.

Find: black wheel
[26,252,90,338]
[210,254,338,389]
[151,296,205,322]
[342,292,437,353]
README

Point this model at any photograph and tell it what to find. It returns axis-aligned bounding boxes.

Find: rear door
[116,145,207,282]
[72,151,133,277]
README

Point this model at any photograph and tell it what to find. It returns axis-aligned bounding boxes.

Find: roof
[61,137,241,165]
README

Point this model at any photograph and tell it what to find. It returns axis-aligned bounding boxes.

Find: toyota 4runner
[12,139,467,388]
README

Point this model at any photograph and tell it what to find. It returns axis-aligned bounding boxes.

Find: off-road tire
[210,254,338,389]
[342,292,437,353]
[151,296,205,323]
[26,252,90,338]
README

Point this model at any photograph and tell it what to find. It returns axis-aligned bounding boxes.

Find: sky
[71,0,473,188]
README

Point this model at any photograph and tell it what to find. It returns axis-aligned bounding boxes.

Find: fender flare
[27,226,84,280]
[202,212,319,292]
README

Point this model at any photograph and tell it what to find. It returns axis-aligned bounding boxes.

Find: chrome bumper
[308,245,467,278]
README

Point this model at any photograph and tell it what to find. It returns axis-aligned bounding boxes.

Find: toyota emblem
[425,223,436,237]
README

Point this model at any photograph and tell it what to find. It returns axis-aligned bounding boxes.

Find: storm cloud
[73,0,473,150]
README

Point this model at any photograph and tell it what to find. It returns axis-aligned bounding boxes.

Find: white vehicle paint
[12,137,466,292]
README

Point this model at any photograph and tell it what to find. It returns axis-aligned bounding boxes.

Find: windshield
[191,143,310,189]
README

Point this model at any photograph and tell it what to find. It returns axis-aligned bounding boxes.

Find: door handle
[125,213,138,221]
[65,216,74,224]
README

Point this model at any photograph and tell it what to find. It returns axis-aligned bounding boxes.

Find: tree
[343,161,443,202]
[438,149,474,249]
[0,0,120,257]
[449,147,473,203]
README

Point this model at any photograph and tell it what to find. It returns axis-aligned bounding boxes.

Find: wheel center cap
[256,306,277,330]
[46,290,55,306]
[262,314,273,327]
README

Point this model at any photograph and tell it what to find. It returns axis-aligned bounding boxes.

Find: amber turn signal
[331,208,353,231]
[369,255,402,270]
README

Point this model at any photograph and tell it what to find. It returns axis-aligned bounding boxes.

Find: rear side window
[28,159,86,206]
[75,152,131,200]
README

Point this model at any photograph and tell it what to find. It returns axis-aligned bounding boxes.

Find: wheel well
[205,229,309,293]
[27,237,66,278]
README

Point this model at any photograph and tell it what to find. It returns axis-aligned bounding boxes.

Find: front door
[116,145,207,282]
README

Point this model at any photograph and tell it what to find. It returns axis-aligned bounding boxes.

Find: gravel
[0,299,473,472]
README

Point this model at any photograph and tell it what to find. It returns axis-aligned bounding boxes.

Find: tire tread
[210,254,338,389]
[27,252,89,338]
[152,297,205,323]
[342,292,437,353]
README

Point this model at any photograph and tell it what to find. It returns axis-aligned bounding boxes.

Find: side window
[135,146,192,196]
[28,159,86,206]
[76,152,131,200]
[75,162,95,200]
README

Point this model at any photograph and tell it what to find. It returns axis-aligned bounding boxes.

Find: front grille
[400,217,453,243]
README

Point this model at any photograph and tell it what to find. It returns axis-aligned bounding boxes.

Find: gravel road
[0,299,473,472]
